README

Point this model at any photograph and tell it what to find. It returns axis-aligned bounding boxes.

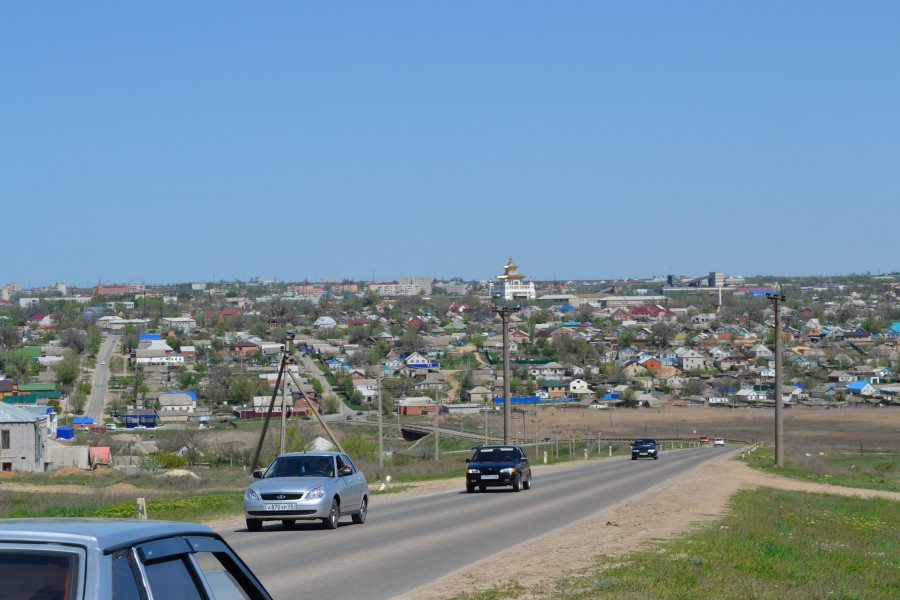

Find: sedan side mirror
[465,458,471,463]
[252,470,262,479]
[339,466,353,477]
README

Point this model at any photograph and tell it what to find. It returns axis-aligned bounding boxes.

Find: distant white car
[100,361,106,365]
[714,438,725,447]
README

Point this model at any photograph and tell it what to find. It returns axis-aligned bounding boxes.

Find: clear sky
[3,1,898,288]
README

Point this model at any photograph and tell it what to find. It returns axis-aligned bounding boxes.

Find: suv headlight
[500,467,517,475]
[466,468,480,474]
[305,487,325,500]
[245,489,260,501]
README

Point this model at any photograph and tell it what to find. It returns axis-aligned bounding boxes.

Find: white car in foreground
[714,438,725,447]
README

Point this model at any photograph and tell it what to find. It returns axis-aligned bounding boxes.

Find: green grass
[0,491,243,521]
[450,488,900,599]
[746,446,900,492]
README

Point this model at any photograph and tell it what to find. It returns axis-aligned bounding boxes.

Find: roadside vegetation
[746,445,899,492]
[452,487,898,600]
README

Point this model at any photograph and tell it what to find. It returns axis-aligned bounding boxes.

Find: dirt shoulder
[395,450,900,600]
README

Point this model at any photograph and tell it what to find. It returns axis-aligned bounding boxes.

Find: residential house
[397,396,437,416]
[539,380,568,399]
[0,401,49,472]
[413,371,446,393]
[157,391,197,421]
[353,378,380,404]
[529,362,567,379]
[405,352,433,369]
[750,344,774,360]
[466,386,492,404]
[677,349,707,372]
[885,322,900,340]
[0,379,16,401]
[160,316,197,335]
[845,381,878,397]
[132,339,183,365]
[734,388,766,403]
[313,316,337,329]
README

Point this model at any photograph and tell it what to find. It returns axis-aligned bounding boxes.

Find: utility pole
[279,375,288,455]
[433,386,440,461]
[377,370,384,468]
[767,293,786,468]
[492,303,521,444]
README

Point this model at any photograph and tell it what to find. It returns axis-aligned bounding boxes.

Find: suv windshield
[472,447,518,462]
[265,456,334,478]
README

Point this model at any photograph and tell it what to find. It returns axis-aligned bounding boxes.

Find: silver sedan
[243,452,368,531]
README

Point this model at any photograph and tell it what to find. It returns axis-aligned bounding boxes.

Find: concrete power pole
[493,304,520,444]
[767,293,786,468]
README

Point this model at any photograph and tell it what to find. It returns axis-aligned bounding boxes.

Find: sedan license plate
[266,503,295,511]
[480,475,499,480]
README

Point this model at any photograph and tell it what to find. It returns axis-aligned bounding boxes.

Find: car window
[473,447,517,461]
[144,556,204,600]
[112,550,143,600]
[0,550,78,600]
[193,552,252,600]
[265,456,333,478]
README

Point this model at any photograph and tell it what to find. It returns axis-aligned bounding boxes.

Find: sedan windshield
[472,448,517,462]
[265,456,334,478]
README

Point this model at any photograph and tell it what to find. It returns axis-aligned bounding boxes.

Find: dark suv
[465,445,532,492]
[631,438,659,460]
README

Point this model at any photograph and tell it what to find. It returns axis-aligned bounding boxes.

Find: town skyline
[3,264,899,294]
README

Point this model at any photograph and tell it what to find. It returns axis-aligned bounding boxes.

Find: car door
[518,447,531,479]
[337,454,365,510]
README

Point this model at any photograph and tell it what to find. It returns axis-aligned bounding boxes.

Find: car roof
[276,451,342,457]
[0,519,218,553]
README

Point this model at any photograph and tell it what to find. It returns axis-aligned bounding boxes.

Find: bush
[157,452,188,469]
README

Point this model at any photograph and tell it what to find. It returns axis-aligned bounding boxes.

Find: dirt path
[394,450,900,600]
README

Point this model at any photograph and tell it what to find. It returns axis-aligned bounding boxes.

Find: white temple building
[494,256,535,301]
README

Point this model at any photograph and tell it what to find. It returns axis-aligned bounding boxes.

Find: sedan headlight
[245,489,260,501]
[466,468,480,474]
[305,486,325,500]
[500,467,517,475]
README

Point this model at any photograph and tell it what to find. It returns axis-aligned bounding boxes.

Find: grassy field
[747,446,899,492]
[451,487,899,600]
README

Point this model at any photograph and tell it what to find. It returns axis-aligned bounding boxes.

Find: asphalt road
[220,447,722,599]
[85,334,119,421]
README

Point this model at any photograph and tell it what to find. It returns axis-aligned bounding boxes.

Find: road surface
[85,334,119,421]
[220,446,720,599]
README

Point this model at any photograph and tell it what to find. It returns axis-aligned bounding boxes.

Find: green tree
[53,352,81,391]
[342,433,378,461]
[322,394,340,414]
[1,350,38,382]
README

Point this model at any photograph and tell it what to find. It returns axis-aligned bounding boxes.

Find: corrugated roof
[0,401,42,423]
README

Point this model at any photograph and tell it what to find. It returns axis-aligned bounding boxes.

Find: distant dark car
[0,519,272,599]
[465,445,532,492]
[356,411,364,416]
[631,438,659,460]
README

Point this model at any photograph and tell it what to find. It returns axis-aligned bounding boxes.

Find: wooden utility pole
[767,293,786,468]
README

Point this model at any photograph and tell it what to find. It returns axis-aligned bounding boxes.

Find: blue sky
[2,2,898,288]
